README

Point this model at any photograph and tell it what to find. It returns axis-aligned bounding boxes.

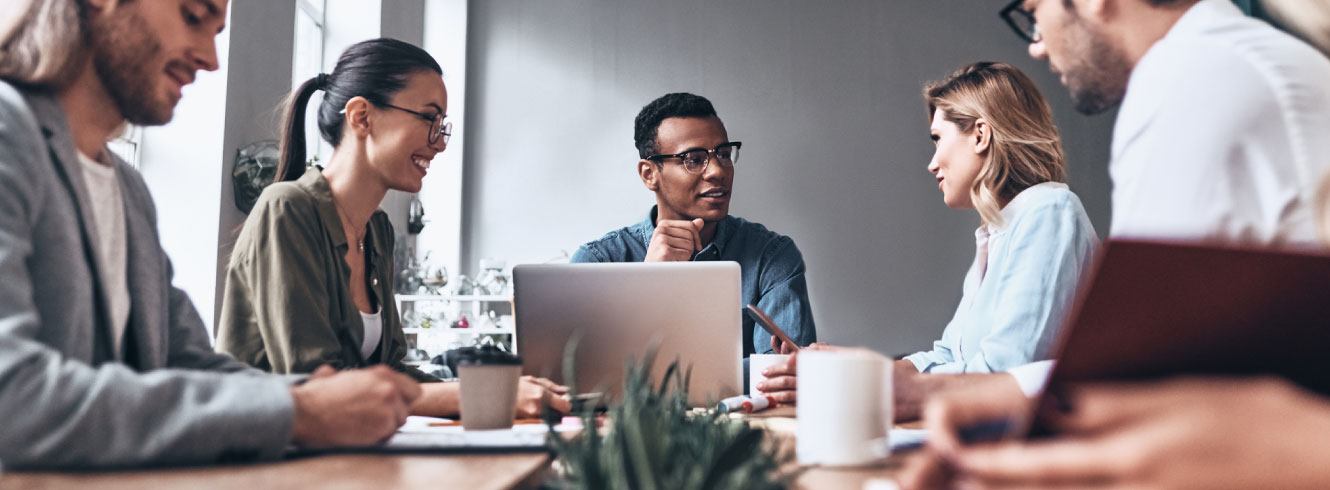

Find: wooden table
[0,452,552,490]
[2,408,911,489]
[750,406,911,489]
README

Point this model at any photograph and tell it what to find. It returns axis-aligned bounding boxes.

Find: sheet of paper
[387,429,548,450]
[386,415,582,450]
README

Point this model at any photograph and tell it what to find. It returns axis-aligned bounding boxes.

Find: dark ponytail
[275,38,443,183]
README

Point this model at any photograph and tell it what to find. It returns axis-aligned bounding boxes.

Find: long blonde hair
[0,0,85,88]
[925,62,1066,227]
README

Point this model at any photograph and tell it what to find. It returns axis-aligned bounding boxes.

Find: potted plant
[547,337,798,490]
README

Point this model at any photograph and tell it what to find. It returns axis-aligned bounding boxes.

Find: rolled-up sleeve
[904,320,960,372]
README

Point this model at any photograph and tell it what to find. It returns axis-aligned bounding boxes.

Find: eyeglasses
[378,102,452,146]
[1000,0,1041,44]
[646,142,742,174]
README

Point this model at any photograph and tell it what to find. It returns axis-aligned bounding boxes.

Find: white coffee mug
[796,349,893,466]
[749,353,791,395]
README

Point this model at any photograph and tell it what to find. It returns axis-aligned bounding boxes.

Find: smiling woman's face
[927,109,986,210]
[364,70,448,194]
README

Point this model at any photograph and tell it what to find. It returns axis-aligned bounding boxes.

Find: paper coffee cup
[457,345,523,430]
[796,349,893,466]
[749,353,790,395]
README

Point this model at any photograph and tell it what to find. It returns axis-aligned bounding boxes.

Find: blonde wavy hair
[925,62,1067,227]
[0,0,85,88]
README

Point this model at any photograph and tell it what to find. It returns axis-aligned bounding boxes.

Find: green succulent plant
[547,335,799,490]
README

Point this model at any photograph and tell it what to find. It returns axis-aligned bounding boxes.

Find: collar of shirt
[294,166,383,257]
[978,181,1070,238]
[633,205,736,260]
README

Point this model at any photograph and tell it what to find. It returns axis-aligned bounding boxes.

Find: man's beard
[1060,20,1132,115]
[87,8,176,126]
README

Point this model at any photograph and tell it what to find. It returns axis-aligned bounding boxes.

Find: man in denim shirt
[570,93,817,381]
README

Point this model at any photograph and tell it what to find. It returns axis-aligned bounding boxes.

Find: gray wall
[461,0,1116,356]
[381,0,428,237]
[213,0,297,328]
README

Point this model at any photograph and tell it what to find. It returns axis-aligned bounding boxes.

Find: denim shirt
[571,206,817,360]
[904,182,1099,374]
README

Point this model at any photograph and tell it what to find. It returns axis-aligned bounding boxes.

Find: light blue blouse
[905,182,1099,374]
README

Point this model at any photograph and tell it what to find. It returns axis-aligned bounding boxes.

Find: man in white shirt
[900,1,1330,487]
[1002,0,1330,394]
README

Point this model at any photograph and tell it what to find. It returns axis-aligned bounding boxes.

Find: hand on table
[289,365,422,448]
[901,376,1330,490]
[757,341,834,405]
[516,375,571,417]
[645,218,704,262]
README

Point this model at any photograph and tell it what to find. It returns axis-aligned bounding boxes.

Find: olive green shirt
[216,168,437,382]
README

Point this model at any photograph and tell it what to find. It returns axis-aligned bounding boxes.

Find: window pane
[292,1,326,166]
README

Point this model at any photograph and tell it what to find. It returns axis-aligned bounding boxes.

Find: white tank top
[359,309,382,360]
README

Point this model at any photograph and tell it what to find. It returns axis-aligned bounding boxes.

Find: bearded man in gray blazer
[0,0,421,468]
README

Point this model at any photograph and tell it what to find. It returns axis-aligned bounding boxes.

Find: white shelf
[396,294,511,302]
[403,327,514,335]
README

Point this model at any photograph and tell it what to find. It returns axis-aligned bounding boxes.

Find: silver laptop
[512,262,742,406]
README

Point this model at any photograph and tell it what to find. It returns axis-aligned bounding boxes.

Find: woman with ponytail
[216,38,569,418]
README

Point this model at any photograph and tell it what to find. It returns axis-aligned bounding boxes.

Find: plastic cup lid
[456,344,522,366]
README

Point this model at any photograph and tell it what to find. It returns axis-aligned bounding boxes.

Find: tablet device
[1029,240,1330,435]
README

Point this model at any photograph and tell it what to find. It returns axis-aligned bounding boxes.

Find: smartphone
[744,304,800,353]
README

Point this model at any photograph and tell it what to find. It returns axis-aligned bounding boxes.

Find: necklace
[330,194,367,253]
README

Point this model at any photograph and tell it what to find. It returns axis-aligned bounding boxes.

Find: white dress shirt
[1013,0,1330,396]
[1109,0,1330,248]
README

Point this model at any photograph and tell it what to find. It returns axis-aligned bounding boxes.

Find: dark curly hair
[633,93,719,159]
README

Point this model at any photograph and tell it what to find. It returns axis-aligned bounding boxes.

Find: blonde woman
[761,62,1098,408]
[899,61,1099,374]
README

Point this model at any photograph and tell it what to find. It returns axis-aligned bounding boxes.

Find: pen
[716,395,777,414]
[428,418,547,427]
[717,395,748,413]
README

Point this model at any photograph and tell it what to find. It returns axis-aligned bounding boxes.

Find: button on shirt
[570,206,817,357]
[1012,0,1330,395]
[905,183,1099,374]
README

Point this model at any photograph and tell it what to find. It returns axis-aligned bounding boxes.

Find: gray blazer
[0,81,295,468]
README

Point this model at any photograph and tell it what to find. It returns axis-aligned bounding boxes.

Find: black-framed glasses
[646,142,742,174]
[378,102,452,146]
[1000,0,1041,44]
